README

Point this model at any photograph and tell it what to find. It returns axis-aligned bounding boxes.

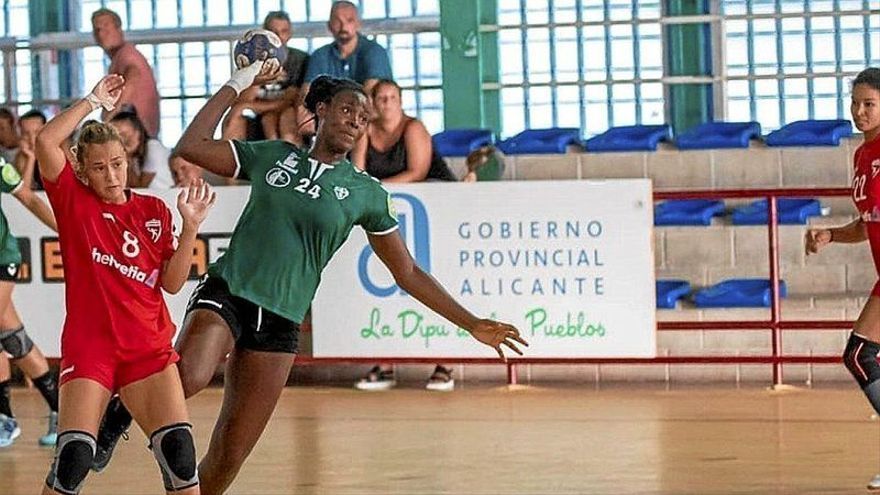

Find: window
[722,0,880,130]
[0,0,30,105]
[67,0,442,142]
[498,0,664,138]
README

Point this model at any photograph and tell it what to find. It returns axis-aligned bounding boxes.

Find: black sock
[0,379,13,417]
[32,371,58,413]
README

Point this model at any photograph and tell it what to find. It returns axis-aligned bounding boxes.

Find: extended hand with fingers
[177,178,217,229]
[469,320,529,361]
[87,74,125,112]
[804,228,831,255]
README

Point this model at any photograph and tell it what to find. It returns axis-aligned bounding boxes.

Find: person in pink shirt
[91,8,161,138]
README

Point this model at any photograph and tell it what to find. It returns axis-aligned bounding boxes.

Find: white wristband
[224,61,264,97]
[85,93,102,111]
[86,93,115,112]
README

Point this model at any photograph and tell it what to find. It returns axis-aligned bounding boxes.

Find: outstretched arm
[176,61,282,178]
[367,231,528,360]
[12,187,57,232]
[805,218,867,255]
[35,75,124,183]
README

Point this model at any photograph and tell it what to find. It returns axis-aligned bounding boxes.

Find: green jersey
[209,140,399,323]
[0,160,23,265]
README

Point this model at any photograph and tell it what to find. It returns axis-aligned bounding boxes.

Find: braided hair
[303,75,367,128]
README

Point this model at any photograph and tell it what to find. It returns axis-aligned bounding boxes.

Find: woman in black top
[352,79,454,182]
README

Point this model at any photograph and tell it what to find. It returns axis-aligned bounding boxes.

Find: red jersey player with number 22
[805,67,880,491]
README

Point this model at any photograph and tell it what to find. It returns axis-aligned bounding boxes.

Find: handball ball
[233,29,286,69]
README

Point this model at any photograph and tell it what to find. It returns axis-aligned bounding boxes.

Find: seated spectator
[303,1,392,95]
[169,153,201,187]
[223,11,309,143]
[352,79,455,182]
[169,153,225,187]
[0,108,19,164]
[462,146,505,182]
[14,109,48,189]
[92,7,161,137]
[108,110,173,188]
[351,79,455,392]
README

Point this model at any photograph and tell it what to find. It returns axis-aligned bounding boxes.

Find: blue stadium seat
[654,199,726,226]
[675,122,762,150]
[656,280,692,309]
[731,198,822,225]
[694,279,787,308]
[497,128,582,154]
[764,119,853,147]
[432,129,494,157]
[584,124,672,152]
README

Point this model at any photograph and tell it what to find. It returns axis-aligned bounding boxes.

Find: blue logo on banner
[358,193,431,297]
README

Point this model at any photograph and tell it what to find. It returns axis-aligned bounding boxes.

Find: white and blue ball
[233,29,285,69]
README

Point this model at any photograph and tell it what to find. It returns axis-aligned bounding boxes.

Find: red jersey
[851,135,880,289]
[44,162,176,355]
[852,136,880,221]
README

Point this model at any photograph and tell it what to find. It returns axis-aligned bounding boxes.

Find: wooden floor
[2,384,880,494]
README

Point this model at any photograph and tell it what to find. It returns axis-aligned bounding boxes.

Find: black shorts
[185,275,299,353]
[0,263,20,282]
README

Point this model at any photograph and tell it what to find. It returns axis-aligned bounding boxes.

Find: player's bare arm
[36,75,124,182]
[367,230,528,360]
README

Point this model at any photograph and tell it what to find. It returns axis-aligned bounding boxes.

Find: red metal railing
[298,187,855,386]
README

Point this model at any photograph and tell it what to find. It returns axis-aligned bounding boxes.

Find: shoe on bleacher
[38,411,58,447]
[868,474,880,490]
[354,366,396,391]
[0,414,20,448]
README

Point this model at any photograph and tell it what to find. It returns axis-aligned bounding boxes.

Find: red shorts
[59,337,179,392]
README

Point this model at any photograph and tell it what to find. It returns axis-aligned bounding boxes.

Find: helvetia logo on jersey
[334,186,349,200]
[145,219,161,243]
[358,193,430,297]
[872,159,880,178]
[91,247,157,288]
[266,167,291,188]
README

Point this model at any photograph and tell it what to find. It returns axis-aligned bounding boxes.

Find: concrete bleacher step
[505,136,861,190]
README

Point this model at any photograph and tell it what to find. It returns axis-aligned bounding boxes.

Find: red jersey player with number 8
[805,67,880,491]
[34,74,215,495]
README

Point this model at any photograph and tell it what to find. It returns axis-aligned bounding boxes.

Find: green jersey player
[0,156,60,449]
[94,66,527,494]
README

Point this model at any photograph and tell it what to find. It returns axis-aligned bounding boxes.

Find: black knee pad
[150,422,198,491]
[45,430,96,495]
[843,332,880,388]
[0,326,33,359]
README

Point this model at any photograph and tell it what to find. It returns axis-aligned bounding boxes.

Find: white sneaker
[425,365,454,392]
[354,366,396,391]
[0,414,21,448]
[867,474,880,490]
